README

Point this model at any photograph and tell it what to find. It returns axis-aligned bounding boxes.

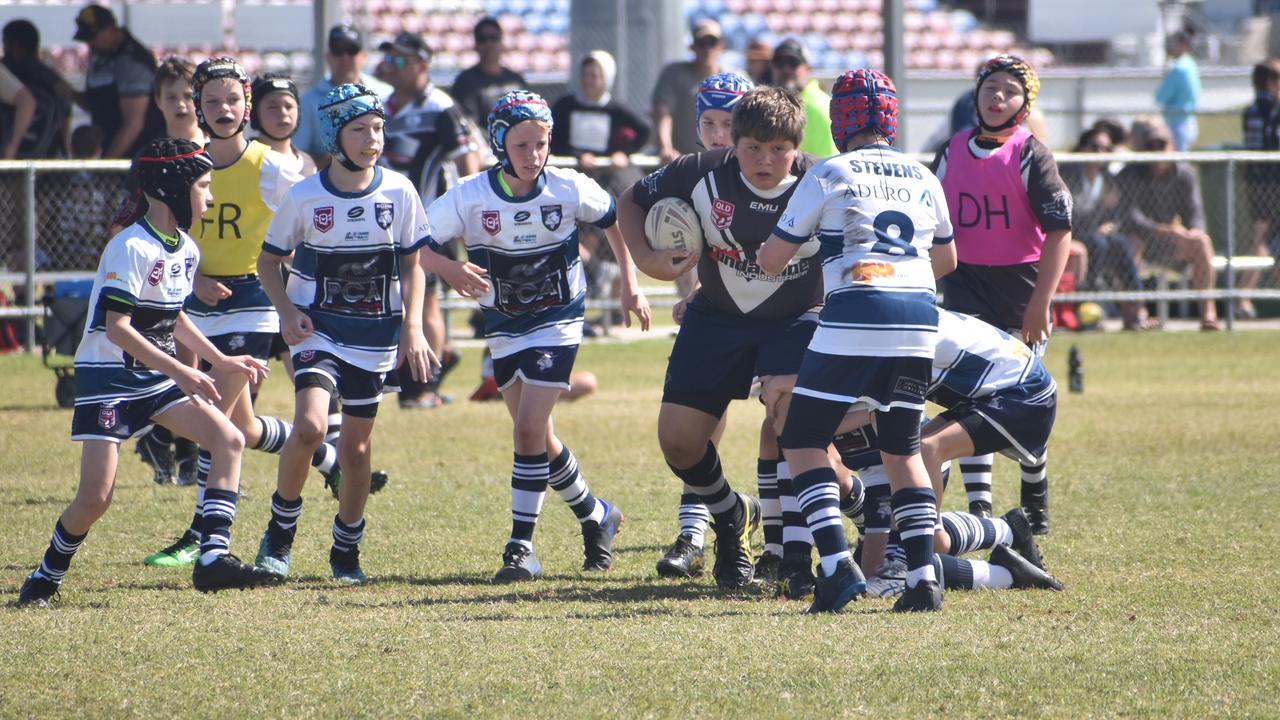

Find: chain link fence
[4,152,1280,352]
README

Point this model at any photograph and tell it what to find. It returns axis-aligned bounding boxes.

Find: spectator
[377,31,478,409]
[71,4,163,158]
[551,50,649,173]
[39,125,111,271]
[769,38,838,157]
[449,17,527,135]
[0,62,35,159]
[1114,119,1219,329]
[745,38,773,85]
[651,18,724,162]
[295,23,392,165]
[1061,127,1148,329]
[1091,116,1130,151]
[250,73,315,177]
[1155,29,1200,151]
[153,57,201,143]
[1239,59,1280,318]
[2,19,71,158]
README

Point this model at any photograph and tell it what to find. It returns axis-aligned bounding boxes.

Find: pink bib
[942,128,1046,265]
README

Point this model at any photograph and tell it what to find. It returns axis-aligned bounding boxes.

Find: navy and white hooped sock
[891,486,939,587]
[311,443,338,476]
[669,441,736,518]
[778,463,814,558]
[199,488,238,565]
[941,511,1012,556]
[548,446,604,525]
[332,515,365,555]
[934,553,1012,590]
[960,454,995,510]
[793,467,850,576]
[1021,457,1049,506]
[267,492,303,548]
[677,491,711,548]
[509,453,549,548]
[33,520,87,584]
[252,416,291,454]
[757,458,782,556]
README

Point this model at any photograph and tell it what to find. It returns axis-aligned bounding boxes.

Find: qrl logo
[482,211,501,236]
[314,206,335,233]
[147,260,165,286]
[712,199,735,230]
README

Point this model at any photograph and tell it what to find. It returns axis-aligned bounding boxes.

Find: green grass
[2,332,1279,718]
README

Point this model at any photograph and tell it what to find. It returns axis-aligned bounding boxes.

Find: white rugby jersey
[263,166,429,372]
[930,309,1054,403]
[75,220,200,403]
[773,143,953,358]
[425,166,616,358]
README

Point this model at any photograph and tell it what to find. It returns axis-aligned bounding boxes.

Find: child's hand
[1022,301,1052,346]
[443,260,491,298]
[621,289,652,331]
[176,366,221,406]
[281,308,313,345]
[217,354,269,385]
[397,329,439,383]
[194,275,232,306]
[658,249,699,277]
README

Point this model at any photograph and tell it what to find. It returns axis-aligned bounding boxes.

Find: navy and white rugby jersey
[75,220,200,403]
[425,166,616,358]
[772,143,953,358]
[929,309,1055,406]
[262,166,430,372]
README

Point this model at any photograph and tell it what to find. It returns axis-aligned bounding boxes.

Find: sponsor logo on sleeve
[375,202,395,230]
[540,204,563,231]
[314,206,335,233]
[482,210,501,236]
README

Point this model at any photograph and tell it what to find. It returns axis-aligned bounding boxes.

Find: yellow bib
[195,140,276,276]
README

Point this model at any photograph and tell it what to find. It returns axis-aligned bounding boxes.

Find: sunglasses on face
[330,45,360,57]
[476,34,502,44]
[772,57,802,68]
[694,36,721,48]
[382,54,411,70]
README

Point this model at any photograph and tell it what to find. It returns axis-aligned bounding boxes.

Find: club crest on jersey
[375,202,394,230]
[712,199,735,230]
[184,257,194,279]
[97,403,118,430]
[540,205,563,231]
[482,211,501,236]
[314,206,335,233]
[147,259,165,286]
[298,350,315,363]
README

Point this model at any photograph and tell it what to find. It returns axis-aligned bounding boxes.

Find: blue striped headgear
[696,71,754,121]
[487,90,553,172]
[319,83,385,170]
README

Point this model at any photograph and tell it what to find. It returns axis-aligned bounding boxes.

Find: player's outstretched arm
[603,222,652,331]
[257,251,312,345]
[398,249,441,382]
[756,233,801,277]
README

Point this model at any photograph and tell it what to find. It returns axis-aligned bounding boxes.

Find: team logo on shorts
[482,211,501,236]
[712,198,735,230]
[540,205,562,231]
[314,206,335,233]
[375,202,394,230]
[893,376,927,402]
[147,259,165,286]
[97,403,118,430]
[298,350,315,363]
[537,350,554,371]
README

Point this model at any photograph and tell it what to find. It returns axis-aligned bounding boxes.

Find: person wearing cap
[449,17,528,134]
[296,23,392,166]
[745,38,774,86]
[251,73,316,177]
[375,31,479,410]
[771,38,838,158]
[651,18,725,163]
[71,3,164,158]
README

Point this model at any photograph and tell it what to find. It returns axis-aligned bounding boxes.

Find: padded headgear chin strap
[974,54,1040,134]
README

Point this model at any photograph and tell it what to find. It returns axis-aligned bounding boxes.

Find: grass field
[2,330,1279,718]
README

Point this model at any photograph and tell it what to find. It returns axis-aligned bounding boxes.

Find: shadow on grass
[0,496,68,507]
[0,404,64,412]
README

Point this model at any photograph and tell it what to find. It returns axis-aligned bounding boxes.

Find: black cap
[772,38,811,66]
[327,23,363,52]
[73,4,117,42]
[378,32,432,62]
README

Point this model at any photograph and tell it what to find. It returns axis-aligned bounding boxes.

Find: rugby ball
[644,197,704,255]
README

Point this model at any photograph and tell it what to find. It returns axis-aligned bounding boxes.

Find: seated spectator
[1114,120,1220,330]
[1239,58,1280,318]
[2,19,71,158]
[70,3,164,158]
[769,38,838,157]
[1062,126,1148,329]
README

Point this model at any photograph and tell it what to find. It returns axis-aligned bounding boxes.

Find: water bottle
[1068,345,1083,394]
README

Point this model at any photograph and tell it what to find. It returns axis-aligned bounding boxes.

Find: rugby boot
[193,554,284,593]
[494,542,541,583]
[989,544,1063,591]
[1002,507,1046,570]
[17,573,59,607]
[777,550,816,601]
[806,557,867,614]
[143,529,201,567]
[582,500,624,572]
[330,546,367,584]
[892,579,944,613]
[656,533,705,578]
[711,493,760,589]
[754,550,783,583]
